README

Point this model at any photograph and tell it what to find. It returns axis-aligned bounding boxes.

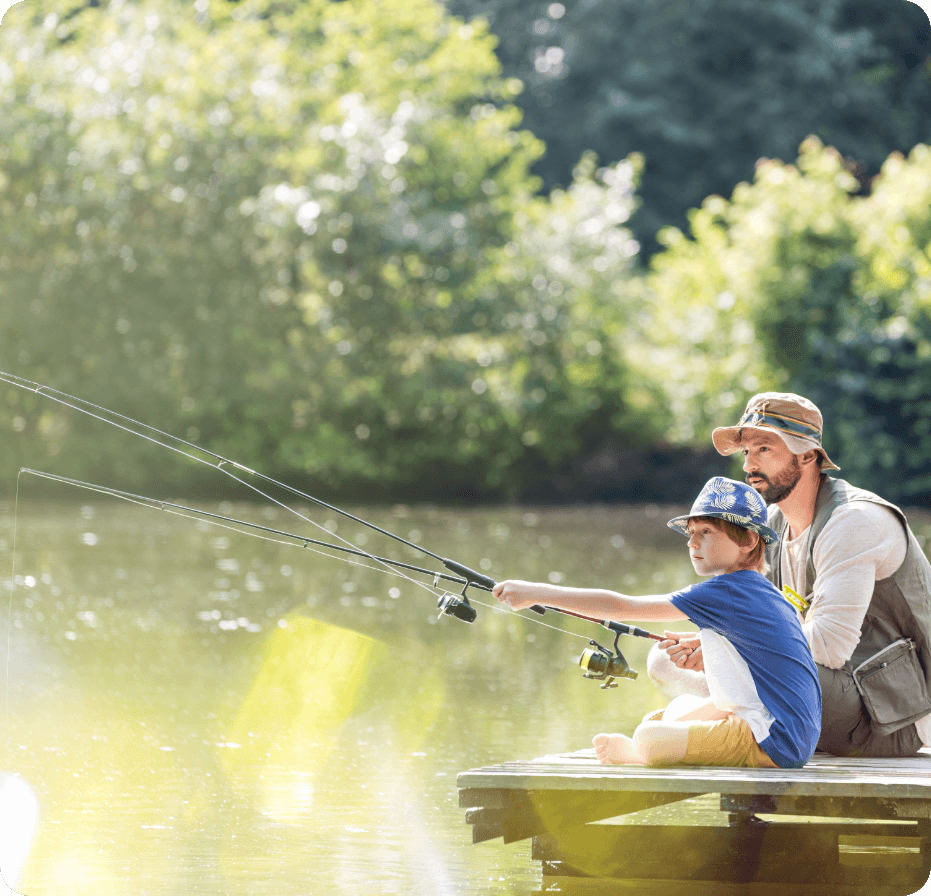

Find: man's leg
[818,664,923,758]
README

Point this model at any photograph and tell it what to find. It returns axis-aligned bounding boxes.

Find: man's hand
[658,631,704,672]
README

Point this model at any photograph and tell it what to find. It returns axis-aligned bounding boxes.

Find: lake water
[3,489,931,895]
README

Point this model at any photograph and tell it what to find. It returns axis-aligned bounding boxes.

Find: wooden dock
[458,749,931,894]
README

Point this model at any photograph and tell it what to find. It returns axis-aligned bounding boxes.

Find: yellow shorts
[683,714,779,768]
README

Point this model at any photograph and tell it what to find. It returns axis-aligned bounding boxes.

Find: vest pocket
[853,639,931,735]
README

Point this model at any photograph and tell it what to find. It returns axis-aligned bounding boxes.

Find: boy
[493,477,821,769]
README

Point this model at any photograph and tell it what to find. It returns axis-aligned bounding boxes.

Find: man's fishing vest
[767,475,931,736]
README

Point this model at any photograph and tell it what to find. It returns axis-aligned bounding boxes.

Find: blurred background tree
[2,0,930,504]
[0,0,654,500]
[638,137,931,504]
[443,0,931,256]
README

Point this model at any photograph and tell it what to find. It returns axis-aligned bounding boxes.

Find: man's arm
[804,502,907,668]
[492,580,690,622]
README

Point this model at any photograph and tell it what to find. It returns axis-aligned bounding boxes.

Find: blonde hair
[690,516,770,575]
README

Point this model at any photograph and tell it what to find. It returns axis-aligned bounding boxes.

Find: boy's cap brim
[667,511,779,546]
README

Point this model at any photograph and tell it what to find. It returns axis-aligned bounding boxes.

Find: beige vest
[767,476,931,733]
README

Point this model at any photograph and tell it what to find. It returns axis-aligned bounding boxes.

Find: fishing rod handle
[606,620,663,641]
[441,559,546,614]
[442,558,495,590]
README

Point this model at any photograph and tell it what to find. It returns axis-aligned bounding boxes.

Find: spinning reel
[435,559,494,624]
[434,559,654,692]
[437,589,477,623]
[578,629,639,689]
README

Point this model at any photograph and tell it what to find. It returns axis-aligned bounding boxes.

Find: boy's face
[686,519,743,577]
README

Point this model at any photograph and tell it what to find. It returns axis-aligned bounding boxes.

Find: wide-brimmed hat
[667,476,779,545]
[711,392,840,471]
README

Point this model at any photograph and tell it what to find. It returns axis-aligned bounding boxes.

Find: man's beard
[746,456,802,504]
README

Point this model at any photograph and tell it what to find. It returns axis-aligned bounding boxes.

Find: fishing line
[16,469,592,642]
[4,373,647,644]
[460,593,589,639]
[0,372,453,602]
[4,471,24,767]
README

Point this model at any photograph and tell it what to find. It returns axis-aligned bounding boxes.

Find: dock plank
[458,748,931,804]
[458,749,931,888]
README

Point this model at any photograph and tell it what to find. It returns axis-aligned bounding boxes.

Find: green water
[3,491,931,895]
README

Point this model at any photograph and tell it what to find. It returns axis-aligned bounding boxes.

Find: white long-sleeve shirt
[780,501,931,743]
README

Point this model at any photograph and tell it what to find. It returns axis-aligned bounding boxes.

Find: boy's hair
[690,516,770,574]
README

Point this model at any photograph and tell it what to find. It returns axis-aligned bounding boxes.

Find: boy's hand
[659,631,705,672]
[493,579,552,611]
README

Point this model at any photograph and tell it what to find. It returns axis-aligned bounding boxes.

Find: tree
[639,136,931,503]
[0,0,649,500]
[444,0,931,256]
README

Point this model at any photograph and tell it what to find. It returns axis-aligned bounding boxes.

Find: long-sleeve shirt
[779,501,931,743]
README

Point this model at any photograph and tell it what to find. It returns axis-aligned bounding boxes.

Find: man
[650,392,931,757]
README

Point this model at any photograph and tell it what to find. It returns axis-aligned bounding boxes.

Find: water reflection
[0,774,38,891]
[222,615,390,813]
[2,497,930,894]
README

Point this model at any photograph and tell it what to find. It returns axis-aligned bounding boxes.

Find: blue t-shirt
[670,569,821,769]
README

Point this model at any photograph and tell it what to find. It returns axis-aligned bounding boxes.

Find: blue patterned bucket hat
[667,477,779,545]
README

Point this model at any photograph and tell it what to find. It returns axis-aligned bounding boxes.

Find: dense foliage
[638,138,931,503]
[0,0,652,501]
[2,0,930,506]
[444,0,931,255]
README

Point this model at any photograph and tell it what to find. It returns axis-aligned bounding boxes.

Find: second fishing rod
[7,372,664,685]
[21,467,663,687]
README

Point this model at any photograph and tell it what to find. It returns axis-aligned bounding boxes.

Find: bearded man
[649,393,931,757]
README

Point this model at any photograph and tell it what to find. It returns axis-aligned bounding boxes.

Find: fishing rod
[18,468,498,594]
[5,372,662,684]
[0,370,506,615]
[18,469,663,638]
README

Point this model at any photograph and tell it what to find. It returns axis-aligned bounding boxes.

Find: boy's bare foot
[592,733,642,765]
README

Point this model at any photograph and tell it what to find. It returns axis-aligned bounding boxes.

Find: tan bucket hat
[711,392,840,471]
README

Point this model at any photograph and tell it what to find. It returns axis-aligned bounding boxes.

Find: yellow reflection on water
[221,614,388,819]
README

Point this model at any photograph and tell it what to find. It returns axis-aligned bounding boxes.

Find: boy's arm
[492,580,690,622]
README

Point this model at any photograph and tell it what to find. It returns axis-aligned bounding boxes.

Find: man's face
[740,430,802,504]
